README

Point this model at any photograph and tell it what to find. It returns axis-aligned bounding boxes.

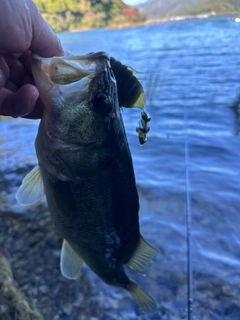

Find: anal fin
[127,280,157,312]
[15,165,44,206]
[60,240,83,279]
[127,236,157,274]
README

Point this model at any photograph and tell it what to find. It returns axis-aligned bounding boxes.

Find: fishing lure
[110,57,150,145]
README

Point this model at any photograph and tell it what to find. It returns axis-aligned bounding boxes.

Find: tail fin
[127,280,157,313]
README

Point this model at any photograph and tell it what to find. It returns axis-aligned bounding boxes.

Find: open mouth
[32,52,110,85]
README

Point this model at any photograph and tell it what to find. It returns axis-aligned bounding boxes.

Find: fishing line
[184,105,193,319]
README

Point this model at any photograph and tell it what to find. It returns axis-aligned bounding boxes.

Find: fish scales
[16,52,157,312]
[40,126,140,284]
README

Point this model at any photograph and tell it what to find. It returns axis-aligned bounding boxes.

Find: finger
[0,84,39,117]
[29,2,64,57]
[5,80,18,92]
[0,1,64,57]
[2,54,19,68]
[8,60,26,87]
[23,97,45,119]
[19,51,32,75]
[20,74,35,87]
[0,1,33,55]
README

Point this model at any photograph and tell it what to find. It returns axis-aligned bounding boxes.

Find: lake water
[1,16,240,319]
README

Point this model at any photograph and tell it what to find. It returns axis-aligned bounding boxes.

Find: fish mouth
[32,51,110,85]
[31,52,114,110]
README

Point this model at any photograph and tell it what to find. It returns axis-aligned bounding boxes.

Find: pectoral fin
[15,166,44,206]
[60,240,83,279]
[127,236,157,274]
[127,280,157,312]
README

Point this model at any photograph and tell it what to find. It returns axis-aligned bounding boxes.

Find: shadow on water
[229,91,240,135]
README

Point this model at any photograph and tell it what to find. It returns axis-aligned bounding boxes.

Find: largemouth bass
[16,52,157,312]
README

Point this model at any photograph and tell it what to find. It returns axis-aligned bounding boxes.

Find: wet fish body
[16,52,157,312]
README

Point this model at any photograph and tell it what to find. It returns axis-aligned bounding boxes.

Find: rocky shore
[0,166,163,320]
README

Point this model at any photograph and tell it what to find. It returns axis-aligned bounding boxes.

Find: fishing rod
[184,106,193,319]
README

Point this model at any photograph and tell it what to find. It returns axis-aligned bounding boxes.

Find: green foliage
[33,0,145,31]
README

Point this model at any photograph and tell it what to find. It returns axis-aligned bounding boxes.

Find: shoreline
[69,12,237,33]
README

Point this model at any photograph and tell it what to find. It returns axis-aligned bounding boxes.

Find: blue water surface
[1,16,240,319]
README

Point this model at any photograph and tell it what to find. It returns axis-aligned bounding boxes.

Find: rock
[39,286,49,294]
[0,254,43,320]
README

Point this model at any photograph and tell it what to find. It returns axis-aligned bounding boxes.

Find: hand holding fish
[0,0,64,118]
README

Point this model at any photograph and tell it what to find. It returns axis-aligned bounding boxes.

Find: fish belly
[40,147,140,287]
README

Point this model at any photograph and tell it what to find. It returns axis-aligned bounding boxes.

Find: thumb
[29,1,64,57]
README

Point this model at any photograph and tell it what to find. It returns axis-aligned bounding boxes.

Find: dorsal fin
[15,166,44,206]
[60,240,83,279]
[127,280,157,312]
[127,236,157,274]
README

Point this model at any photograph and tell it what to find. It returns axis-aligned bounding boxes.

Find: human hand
[0,0,64,119]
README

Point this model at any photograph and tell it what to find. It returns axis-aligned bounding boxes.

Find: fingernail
[30,86,39,103]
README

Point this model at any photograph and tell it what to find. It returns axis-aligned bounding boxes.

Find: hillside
[33,0,146,32]
[137,0,202,20]
[176,0,240,16]
[137,0,240,20]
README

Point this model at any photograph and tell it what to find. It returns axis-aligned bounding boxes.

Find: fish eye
[92,93,113,115]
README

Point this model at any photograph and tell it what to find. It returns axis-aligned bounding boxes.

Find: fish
[16,52,157,312]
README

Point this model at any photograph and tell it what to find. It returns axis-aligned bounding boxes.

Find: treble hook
[136,110,151,145]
